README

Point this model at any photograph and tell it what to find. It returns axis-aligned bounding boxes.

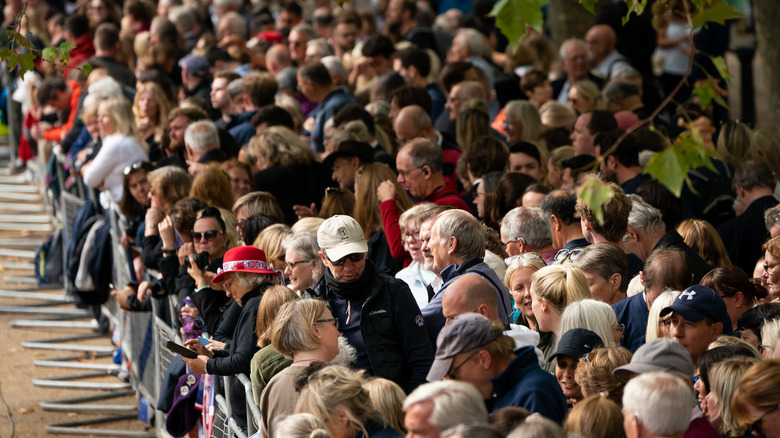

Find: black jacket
[205,284,268,430]
[718,195,779,276]
[305,263,434,393]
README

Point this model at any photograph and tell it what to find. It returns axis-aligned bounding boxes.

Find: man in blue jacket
[427,313,567,423]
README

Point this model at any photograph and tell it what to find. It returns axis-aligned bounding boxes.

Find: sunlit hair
[274,413,333,438]
[295,365,376,438]
[363,377,407,434]
[530,265,591,313]
[564,394,624,438]
[147,166,191,214]
[98,97,148,152]
[255,285,298,347]
[272,299,329,358]
[709,356,760,437]
[253,224,293,268]
[503,255,547,290]
[399,203,435,252]
[354,163,412,240]
[646,290,679,343]
[557,299,619,349]
[248,126,316,168]
[574,346,632,405]
[233,191,284,224]
[505,100,543,142]
[189,163,234,210]
[133,81,171,142]
[403,381,489,431]
[677,218,732,267]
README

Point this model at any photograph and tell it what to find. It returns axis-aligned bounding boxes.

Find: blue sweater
[310,87,357,153]
[491,346,568,423]
[612,292,649,353]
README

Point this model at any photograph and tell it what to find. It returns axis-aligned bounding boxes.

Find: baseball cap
[427,313,503,381]
[549,328,603,361]
[323,140,376,169]
[660,285,733,335]
[613,338,694,378]
[317,215,368,261]
[178,54,209,78]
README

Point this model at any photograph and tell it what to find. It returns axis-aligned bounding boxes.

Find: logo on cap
[680,290,696,301]
[338,227,348,241]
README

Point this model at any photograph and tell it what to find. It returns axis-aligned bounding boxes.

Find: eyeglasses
[123,161,148,176]
[445,351,479,380]
[554,248,584,262]
[403,230,421,241]
[325,252,366,266]
[501,237,526,250]
[396,166,424,178]
[504,252,543,266]
[191,230,221,242]
[614,323,625,336]
[750,405,779,436]
[287,259,313,268]
[315,317,339,329]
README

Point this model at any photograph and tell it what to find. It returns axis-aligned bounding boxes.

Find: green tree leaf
[58,41,76,52]
[490,0,547,48]
[581,0,597,14]
[709,54,732,83]
[18,52,35,75]
[644,128,715,197]
[622,0,649,25]
[42,47,58,62]
[692,76,728,110]
[577,179,615,225]
[692,2,741,28]
[83,64,93,77]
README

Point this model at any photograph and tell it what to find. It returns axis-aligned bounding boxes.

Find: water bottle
[180,296,201,340]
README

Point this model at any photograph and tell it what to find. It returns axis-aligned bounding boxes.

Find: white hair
[454,28,491,58]
[83,77,122,108]
[320,56,347,86]
[556,299,618,349]
[219,11,246,36]
[761,318,780,358]
[559,38,587,61]
[646,290,679,343]
[184,120,219,154]
[274,413,332,438]
[500,207,552,249]
[403,381,488,431]
[627,194,665,234]
[622,372,694,436]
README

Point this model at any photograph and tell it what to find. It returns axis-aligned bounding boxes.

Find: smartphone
[198,336,211,346]
[166,340,198,359]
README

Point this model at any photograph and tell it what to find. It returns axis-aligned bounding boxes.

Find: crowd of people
[5,0,780,436]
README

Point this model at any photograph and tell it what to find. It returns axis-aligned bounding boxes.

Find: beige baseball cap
[317,215,368,261]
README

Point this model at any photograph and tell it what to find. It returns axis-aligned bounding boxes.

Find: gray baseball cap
[427,313,502,381]
[613,338,694,379]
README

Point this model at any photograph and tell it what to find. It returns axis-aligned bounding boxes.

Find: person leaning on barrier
[183,245,282,431]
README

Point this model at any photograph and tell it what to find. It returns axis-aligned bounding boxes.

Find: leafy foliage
[577,179,615,225]
[622,0,650,25]
[643,128,716,197]
[691,1,741,28]
[489,0,547,48]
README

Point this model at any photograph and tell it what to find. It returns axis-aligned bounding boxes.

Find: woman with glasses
[395,204,438,309]
[182,245,282,432]
[732,360,780,438]
[260,298,342,438]
[354,163,413,276]
[282,232,325,295]
[762,236,780,301]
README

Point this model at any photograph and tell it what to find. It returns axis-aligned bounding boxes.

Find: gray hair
[274,413,332,438]
[766,204,780,232]
[603,80,640,101]
[611,65,642,81]
[556,299,617,349]
[627,195,665,234]
[441,424,503,438]
[307,38,334,59]
[453,28,491,58]
[290,24,317,41]
[403,381,488,431]
[320,55,347,86]
[184,119,219,154]
[282,232,325,285]
[227,78,244,102]
[433,210,485,259]
[559,38,587,61]
[507,416,566,438]
[573,243,628,292]
[622,372,694,436]
[330,120,370,148]
[403,138,444,173]
[504,100,542,142]
[219,11,246,37]
[500,207,552,249]
[233,271,280,291]
[169,5,195,32]
[83,77,122,108]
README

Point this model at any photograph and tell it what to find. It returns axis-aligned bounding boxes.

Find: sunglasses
[123,161,149,176]
[325,252,365,266]
[504,252,543,266]
[191,230,221,242]
[554,248,584,262]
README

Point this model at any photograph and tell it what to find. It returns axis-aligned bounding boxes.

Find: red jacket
[62,34,95,80]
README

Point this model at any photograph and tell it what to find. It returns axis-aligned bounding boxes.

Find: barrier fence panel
[237,373,261,437]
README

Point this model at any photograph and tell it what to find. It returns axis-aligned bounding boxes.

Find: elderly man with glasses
[305,215,434,393]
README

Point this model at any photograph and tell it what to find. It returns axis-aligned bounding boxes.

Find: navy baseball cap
[660,285,733,335]
[550,328,603,361]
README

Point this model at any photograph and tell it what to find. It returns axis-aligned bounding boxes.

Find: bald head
[442,274,499,323]
[266,44,292,77]
[394,105,434,145]
[585,24,617,64]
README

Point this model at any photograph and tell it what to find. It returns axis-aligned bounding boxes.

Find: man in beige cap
[306,215,434,393]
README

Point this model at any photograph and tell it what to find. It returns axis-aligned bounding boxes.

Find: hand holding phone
[166,341,197,359]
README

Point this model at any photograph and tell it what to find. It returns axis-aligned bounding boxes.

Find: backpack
[34,227,64,286]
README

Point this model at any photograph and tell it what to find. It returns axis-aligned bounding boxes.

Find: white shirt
[82,134,148,205]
